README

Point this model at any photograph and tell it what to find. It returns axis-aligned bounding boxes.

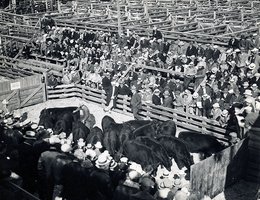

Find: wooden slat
[20,85,42,107]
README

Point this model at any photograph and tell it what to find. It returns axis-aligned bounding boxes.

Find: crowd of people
[0,15,254,135]
[0,106,200,200]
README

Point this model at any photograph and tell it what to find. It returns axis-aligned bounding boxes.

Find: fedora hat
[95,154,110,169]
[248,63,256,70]
[212,103,220,108]
[109,159,118,171]
[221,109,229,116]
[31,123,38,130]
[244,89,252,96]
[94,141,102,149]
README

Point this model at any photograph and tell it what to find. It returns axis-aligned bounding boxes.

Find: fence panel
[189,139,248,199]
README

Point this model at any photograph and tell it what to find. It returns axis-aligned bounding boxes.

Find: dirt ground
[17,98,259,200]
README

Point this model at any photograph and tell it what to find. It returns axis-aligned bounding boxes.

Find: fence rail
[47,84,230,143]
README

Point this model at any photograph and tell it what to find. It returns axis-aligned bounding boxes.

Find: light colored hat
[178,41,185,46]
[213,103,220,108]
[226,49,232,53]
[244,89,252,96]
[31,124,38,130]
[128,170,141,181]
[61,143,72,153]
[95,154,110,169]
[234,49,241,52]
[251,48,259,52]
[78,138,86,148]
[85,149,97,161]
[94,141,102,149]
[211,67,218,73]
[245,97,253,103]
[248,63,256,70]
[192,92,198,98]
[2,99,8,104]
[109,159,118,170]
[120,157,128,163]
[221,110,229,116]
[251,83,258,88]
[13,113,21,119]
[74,149,86,160]
[213,45,218,48]
[154,89,160,95]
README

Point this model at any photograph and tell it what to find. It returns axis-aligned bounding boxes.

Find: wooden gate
[189,139,248,199]
[0,74,46,111]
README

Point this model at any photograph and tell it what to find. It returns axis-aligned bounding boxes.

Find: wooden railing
[47,84,231,144]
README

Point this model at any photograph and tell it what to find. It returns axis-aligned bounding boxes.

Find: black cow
[156,135,193,170]
[101,116,152,156]
[121,140,162,172]
[130,123,159,139]
[72,121,90,145]
[38,107,80,132]
[86,126,104,145]
[178,131,226,157]
[135,136,172,171]
[157,120,177,137]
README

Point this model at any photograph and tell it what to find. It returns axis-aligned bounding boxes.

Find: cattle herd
[0,105,229,200]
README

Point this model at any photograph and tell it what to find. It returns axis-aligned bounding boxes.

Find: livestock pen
[46,83,251,199]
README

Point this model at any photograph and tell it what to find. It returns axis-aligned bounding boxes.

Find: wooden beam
[20,85,42,107]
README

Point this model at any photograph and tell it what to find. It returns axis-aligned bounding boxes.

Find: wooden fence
[246,127,260,183]
[47,84,230,144]
[189,139,248,199]
[0,74,45,111]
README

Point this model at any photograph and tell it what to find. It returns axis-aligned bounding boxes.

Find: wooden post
[241,9,244,22]
[117,0,122,35]
[188,10,191,17]
[17,89,21,108]
[213,11,216,20]
[42,72,48,102]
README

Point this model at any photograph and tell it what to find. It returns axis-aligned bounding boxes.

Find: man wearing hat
[130,86,142,120]
[210,103,222,121]
[152,26,163,40]
[247,48,260,73]
[186,41,197,58]
[152,89,162,105]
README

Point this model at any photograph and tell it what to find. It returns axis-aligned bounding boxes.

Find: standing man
[130,86,142,120]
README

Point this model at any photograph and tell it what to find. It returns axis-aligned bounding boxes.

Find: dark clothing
[228,38,240,49]
[152,94,161,105]
[130,92,142,120]
[186,45,197,57]
[152,30,163,40]
[130,191,156,200]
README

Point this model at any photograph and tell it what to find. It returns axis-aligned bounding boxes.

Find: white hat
[213,103,220,108]
[120,157,128,163]
[128,170,141,180]
[109,159,118,170]
[192,92,199,98]
[213,45,218,48]
[221,110,229,116]
[85,149,97,161]
[61,143,72,153]
[234,49,241,52]
[244,89,252,96]
[248,63,256,70]
[95,154,110,169]
[178,41,185,46]
[77,138,86,148]
[2,99,8,104]
[13,113,21,119]
[31,124,38,130]
[25,130,35,137]
[252,48,259,52]
[245,97,253,103]
[94,141,102,149]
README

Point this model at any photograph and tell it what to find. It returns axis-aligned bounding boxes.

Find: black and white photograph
[0,0,259,199]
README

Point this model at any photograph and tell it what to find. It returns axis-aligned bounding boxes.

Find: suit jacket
[228,38,239,49]
[131,93,142,109]
[186,45,197,57]
[163,96,173,108]
[212,49,221,61]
